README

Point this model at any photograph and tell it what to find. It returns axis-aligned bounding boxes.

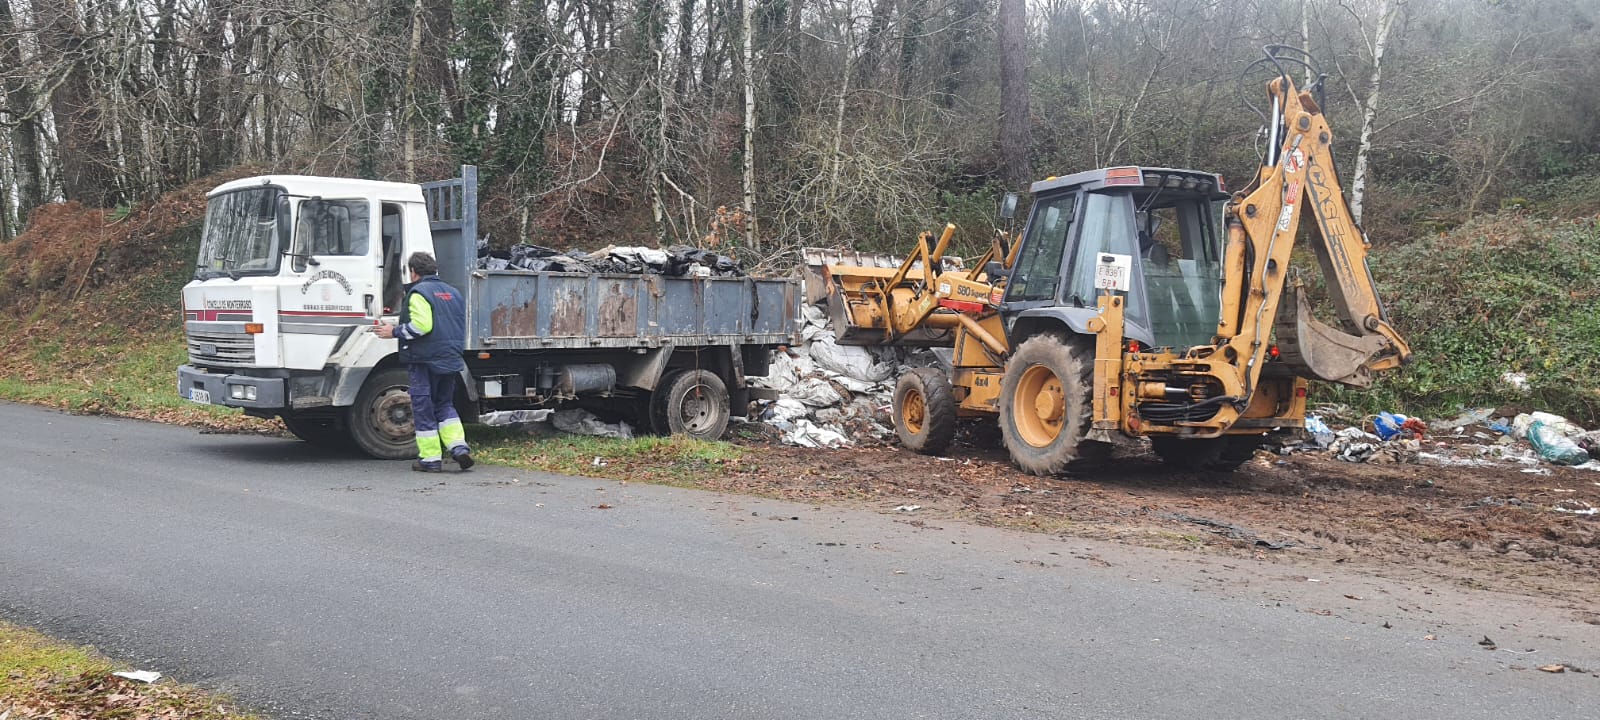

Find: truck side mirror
[999,193,1019,220]
[275,195,291,259]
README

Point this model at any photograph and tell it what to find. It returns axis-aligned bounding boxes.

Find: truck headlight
[230,384,257,401]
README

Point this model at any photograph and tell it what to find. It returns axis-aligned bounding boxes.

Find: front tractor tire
[893,368,957,455]
[348,368,419,460]
[999,334,1096,476]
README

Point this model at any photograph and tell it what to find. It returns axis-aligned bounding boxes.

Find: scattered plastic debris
[112,670,161,684]
[895,504,922,512]
[752,303,940,448]
[552,409,633,440]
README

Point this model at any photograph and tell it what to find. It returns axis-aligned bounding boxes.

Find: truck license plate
[187,388,211,405]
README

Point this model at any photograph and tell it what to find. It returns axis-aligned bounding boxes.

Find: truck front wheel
[998,333,1095,476]
[348,368,418,460]
[652,369,730,441]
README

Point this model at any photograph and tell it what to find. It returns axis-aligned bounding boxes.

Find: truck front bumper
[177,365,287,411]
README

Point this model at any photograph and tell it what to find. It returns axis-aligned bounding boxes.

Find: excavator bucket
[1273,285,1391,388]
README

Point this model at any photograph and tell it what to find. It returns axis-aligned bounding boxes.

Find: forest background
[3,0,1600,419]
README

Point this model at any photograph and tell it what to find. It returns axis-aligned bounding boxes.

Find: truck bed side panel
[468,272,798,351]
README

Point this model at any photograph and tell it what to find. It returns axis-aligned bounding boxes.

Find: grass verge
[0,620,259,719]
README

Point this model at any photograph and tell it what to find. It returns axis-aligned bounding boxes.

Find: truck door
[286,197,378,323]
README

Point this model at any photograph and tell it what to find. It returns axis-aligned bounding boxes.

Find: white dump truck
[178,166,800,458]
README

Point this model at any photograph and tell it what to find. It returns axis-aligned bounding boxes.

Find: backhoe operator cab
[1002,167,1229,353]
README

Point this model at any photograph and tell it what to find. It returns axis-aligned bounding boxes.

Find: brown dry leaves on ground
[2,674,253,719]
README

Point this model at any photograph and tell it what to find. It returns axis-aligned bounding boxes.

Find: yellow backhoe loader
[820,46,1412,475]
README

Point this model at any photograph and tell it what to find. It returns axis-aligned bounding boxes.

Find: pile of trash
[478,242,744,278]
[750,305,940,449]
[478,408,635,439]
[1297,406,1600,472]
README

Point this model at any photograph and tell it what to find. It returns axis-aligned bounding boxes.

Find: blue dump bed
[423,168,801,352]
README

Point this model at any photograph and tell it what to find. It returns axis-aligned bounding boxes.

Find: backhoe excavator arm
[1213,63,1411,396]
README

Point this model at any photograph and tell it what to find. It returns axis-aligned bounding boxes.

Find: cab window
[1007,193,1077,303]
[295,199,370,258]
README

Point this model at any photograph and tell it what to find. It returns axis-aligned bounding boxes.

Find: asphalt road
[2,402,1595,719]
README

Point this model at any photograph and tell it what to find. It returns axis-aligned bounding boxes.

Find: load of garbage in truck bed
[477,242,745,277]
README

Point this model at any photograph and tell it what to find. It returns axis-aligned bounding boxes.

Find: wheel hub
[372,389,414,441]
[1014,364,1066,448]
[902,390,926,434]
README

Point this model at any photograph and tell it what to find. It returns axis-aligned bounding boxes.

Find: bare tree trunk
[741,0,757,249]
[402,0,427,179]
[1301,0,1313,88]
[1,0,46,219]
[675,0,697,97]
[34,0,117,207]
[1350,0,1402,225]
[998,0,1030,187]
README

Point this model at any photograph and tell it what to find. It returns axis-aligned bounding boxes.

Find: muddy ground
[711,425,1600,614]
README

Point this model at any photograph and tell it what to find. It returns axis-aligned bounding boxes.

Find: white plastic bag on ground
[751,350,801,391]
[788,377,845,408]
[478,409,554,427]
[1512,411,1585,440]
[766,397,810,423]
[808,331,896,383]
[552,409,633,439]
[785,419,850,448]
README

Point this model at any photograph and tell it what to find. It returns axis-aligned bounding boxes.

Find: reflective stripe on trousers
[409,365,470,462]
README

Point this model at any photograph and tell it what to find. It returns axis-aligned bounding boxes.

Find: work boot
[452,449,475,471]
[412,460,444,473]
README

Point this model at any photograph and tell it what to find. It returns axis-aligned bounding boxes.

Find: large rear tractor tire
[893,368,957,455]
[651,369,731,441]
[348,368,418,460]
[999,334,1096,476]
[282,413,353,449]
[1150,434,1263,472]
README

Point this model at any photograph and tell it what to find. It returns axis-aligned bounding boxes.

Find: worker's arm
[395,292,433,341]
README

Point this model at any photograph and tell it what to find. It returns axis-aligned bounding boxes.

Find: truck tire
[999,333,1095,476]
[348,368,418,460]
[281,413,353,449]
[893,368,957,455]
[1150,435,1262,472]
[652,369,730,441]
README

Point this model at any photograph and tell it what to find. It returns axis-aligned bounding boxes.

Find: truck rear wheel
[348,368,418,460]
[1150,435,1262,472]
[999,334,1095,476]
[282,413,353,449]
[652,369,730,441]
[894,368,956,455]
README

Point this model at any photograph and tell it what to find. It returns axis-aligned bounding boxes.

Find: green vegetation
[0,620,258,718]
[472,426,747,483]
[1320,216,1600,425]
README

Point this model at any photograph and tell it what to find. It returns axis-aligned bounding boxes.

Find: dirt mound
[0,168,261,322]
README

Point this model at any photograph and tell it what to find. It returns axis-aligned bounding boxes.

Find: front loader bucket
[1274,285,1390,388]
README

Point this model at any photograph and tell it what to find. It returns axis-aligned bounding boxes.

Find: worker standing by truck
[376,252,474,472]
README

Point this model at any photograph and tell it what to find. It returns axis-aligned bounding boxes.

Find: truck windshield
[197,188,282,279]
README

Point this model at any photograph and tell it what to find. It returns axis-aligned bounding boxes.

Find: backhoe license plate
[187,388,211,405]
[1095,253,1132,291]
